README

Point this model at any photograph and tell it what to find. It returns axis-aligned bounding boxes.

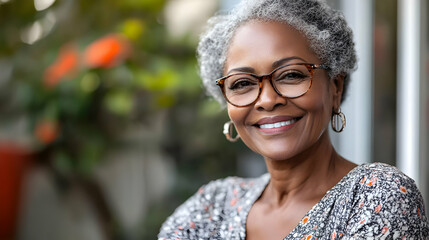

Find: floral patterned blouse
[158,163,429,239]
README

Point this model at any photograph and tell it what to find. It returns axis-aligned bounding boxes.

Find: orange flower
[375,204,382,213]
[230,198,238,206]
[34,120,59,144]
[44,45,79,88]
[83,34,129,68]
[382,226,389,234]
[366,177,377,186]
[189,221,195,229]
[302,216,309,224]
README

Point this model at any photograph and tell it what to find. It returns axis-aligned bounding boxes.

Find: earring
[331,108,346,132]
[223,121,240,142]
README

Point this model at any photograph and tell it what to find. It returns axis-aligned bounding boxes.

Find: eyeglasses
[216,63,330,107]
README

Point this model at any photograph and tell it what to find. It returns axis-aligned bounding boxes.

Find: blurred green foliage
[0,0,246,238]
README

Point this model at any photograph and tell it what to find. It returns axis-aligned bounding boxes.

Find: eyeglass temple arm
[312,64,330,70]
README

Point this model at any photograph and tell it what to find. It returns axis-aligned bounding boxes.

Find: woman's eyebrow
[226,66,255,75]
[272,56,307,68]
[225,56,307,75]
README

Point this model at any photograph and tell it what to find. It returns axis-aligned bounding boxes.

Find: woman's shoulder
[339,162,429,238]
[347,162,417,189]
[177,173,269,213]
[199,173,270,198]
[352,162,409,177]
[342,162,423,204]
[158,173,269,239]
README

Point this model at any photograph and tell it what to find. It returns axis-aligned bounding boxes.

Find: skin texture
[224,20,357,239]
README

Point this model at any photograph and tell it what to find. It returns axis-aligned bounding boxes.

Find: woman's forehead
[225,20,319,73]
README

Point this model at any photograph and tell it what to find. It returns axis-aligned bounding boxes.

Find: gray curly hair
[197,0,357,106]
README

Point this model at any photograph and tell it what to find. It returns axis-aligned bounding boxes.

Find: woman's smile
[252,115,303,135]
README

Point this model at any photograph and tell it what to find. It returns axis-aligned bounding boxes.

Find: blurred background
[0,0,428,239]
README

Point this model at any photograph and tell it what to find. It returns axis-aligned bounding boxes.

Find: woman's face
[225,20,343,161]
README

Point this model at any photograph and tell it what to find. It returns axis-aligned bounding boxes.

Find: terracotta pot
[0,143,32,240]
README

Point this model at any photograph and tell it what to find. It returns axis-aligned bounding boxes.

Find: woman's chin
[253,138,320,162]
[257,147,302,162]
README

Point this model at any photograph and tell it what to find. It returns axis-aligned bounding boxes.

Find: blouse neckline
[239,163,364,239]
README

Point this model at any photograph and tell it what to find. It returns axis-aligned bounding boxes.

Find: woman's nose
[254,78,287,111]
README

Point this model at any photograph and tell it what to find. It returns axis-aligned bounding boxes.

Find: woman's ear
[331,75,345,110]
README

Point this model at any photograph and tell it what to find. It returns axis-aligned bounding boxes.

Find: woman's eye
[276,71,308,83]
[228,78,257,90]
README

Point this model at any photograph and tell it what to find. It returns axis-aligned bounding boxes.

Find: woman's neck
[262,131,356,207]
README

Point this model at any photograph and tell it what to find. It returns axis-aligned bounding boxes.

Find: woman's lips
[259,119,297,129]
[254,116,302,134]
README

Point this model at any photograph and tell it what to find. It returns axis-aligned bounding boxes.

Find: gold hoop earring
[223,121,240,142]
[331,108,346,132]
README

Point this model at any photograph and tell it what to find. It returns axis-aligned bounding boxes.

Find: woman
[158,0,429,239]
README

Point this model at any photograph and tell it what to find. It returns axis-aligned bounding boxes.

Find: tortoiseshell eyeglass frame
[215,62,330,107]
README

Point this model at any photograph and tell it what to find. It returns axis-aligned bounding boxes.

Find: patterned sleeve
[344,166,429,239]
[157,178,229,240]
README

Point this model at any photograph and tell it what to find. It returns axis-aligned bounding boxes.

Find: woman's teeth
[259,119,297,129]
